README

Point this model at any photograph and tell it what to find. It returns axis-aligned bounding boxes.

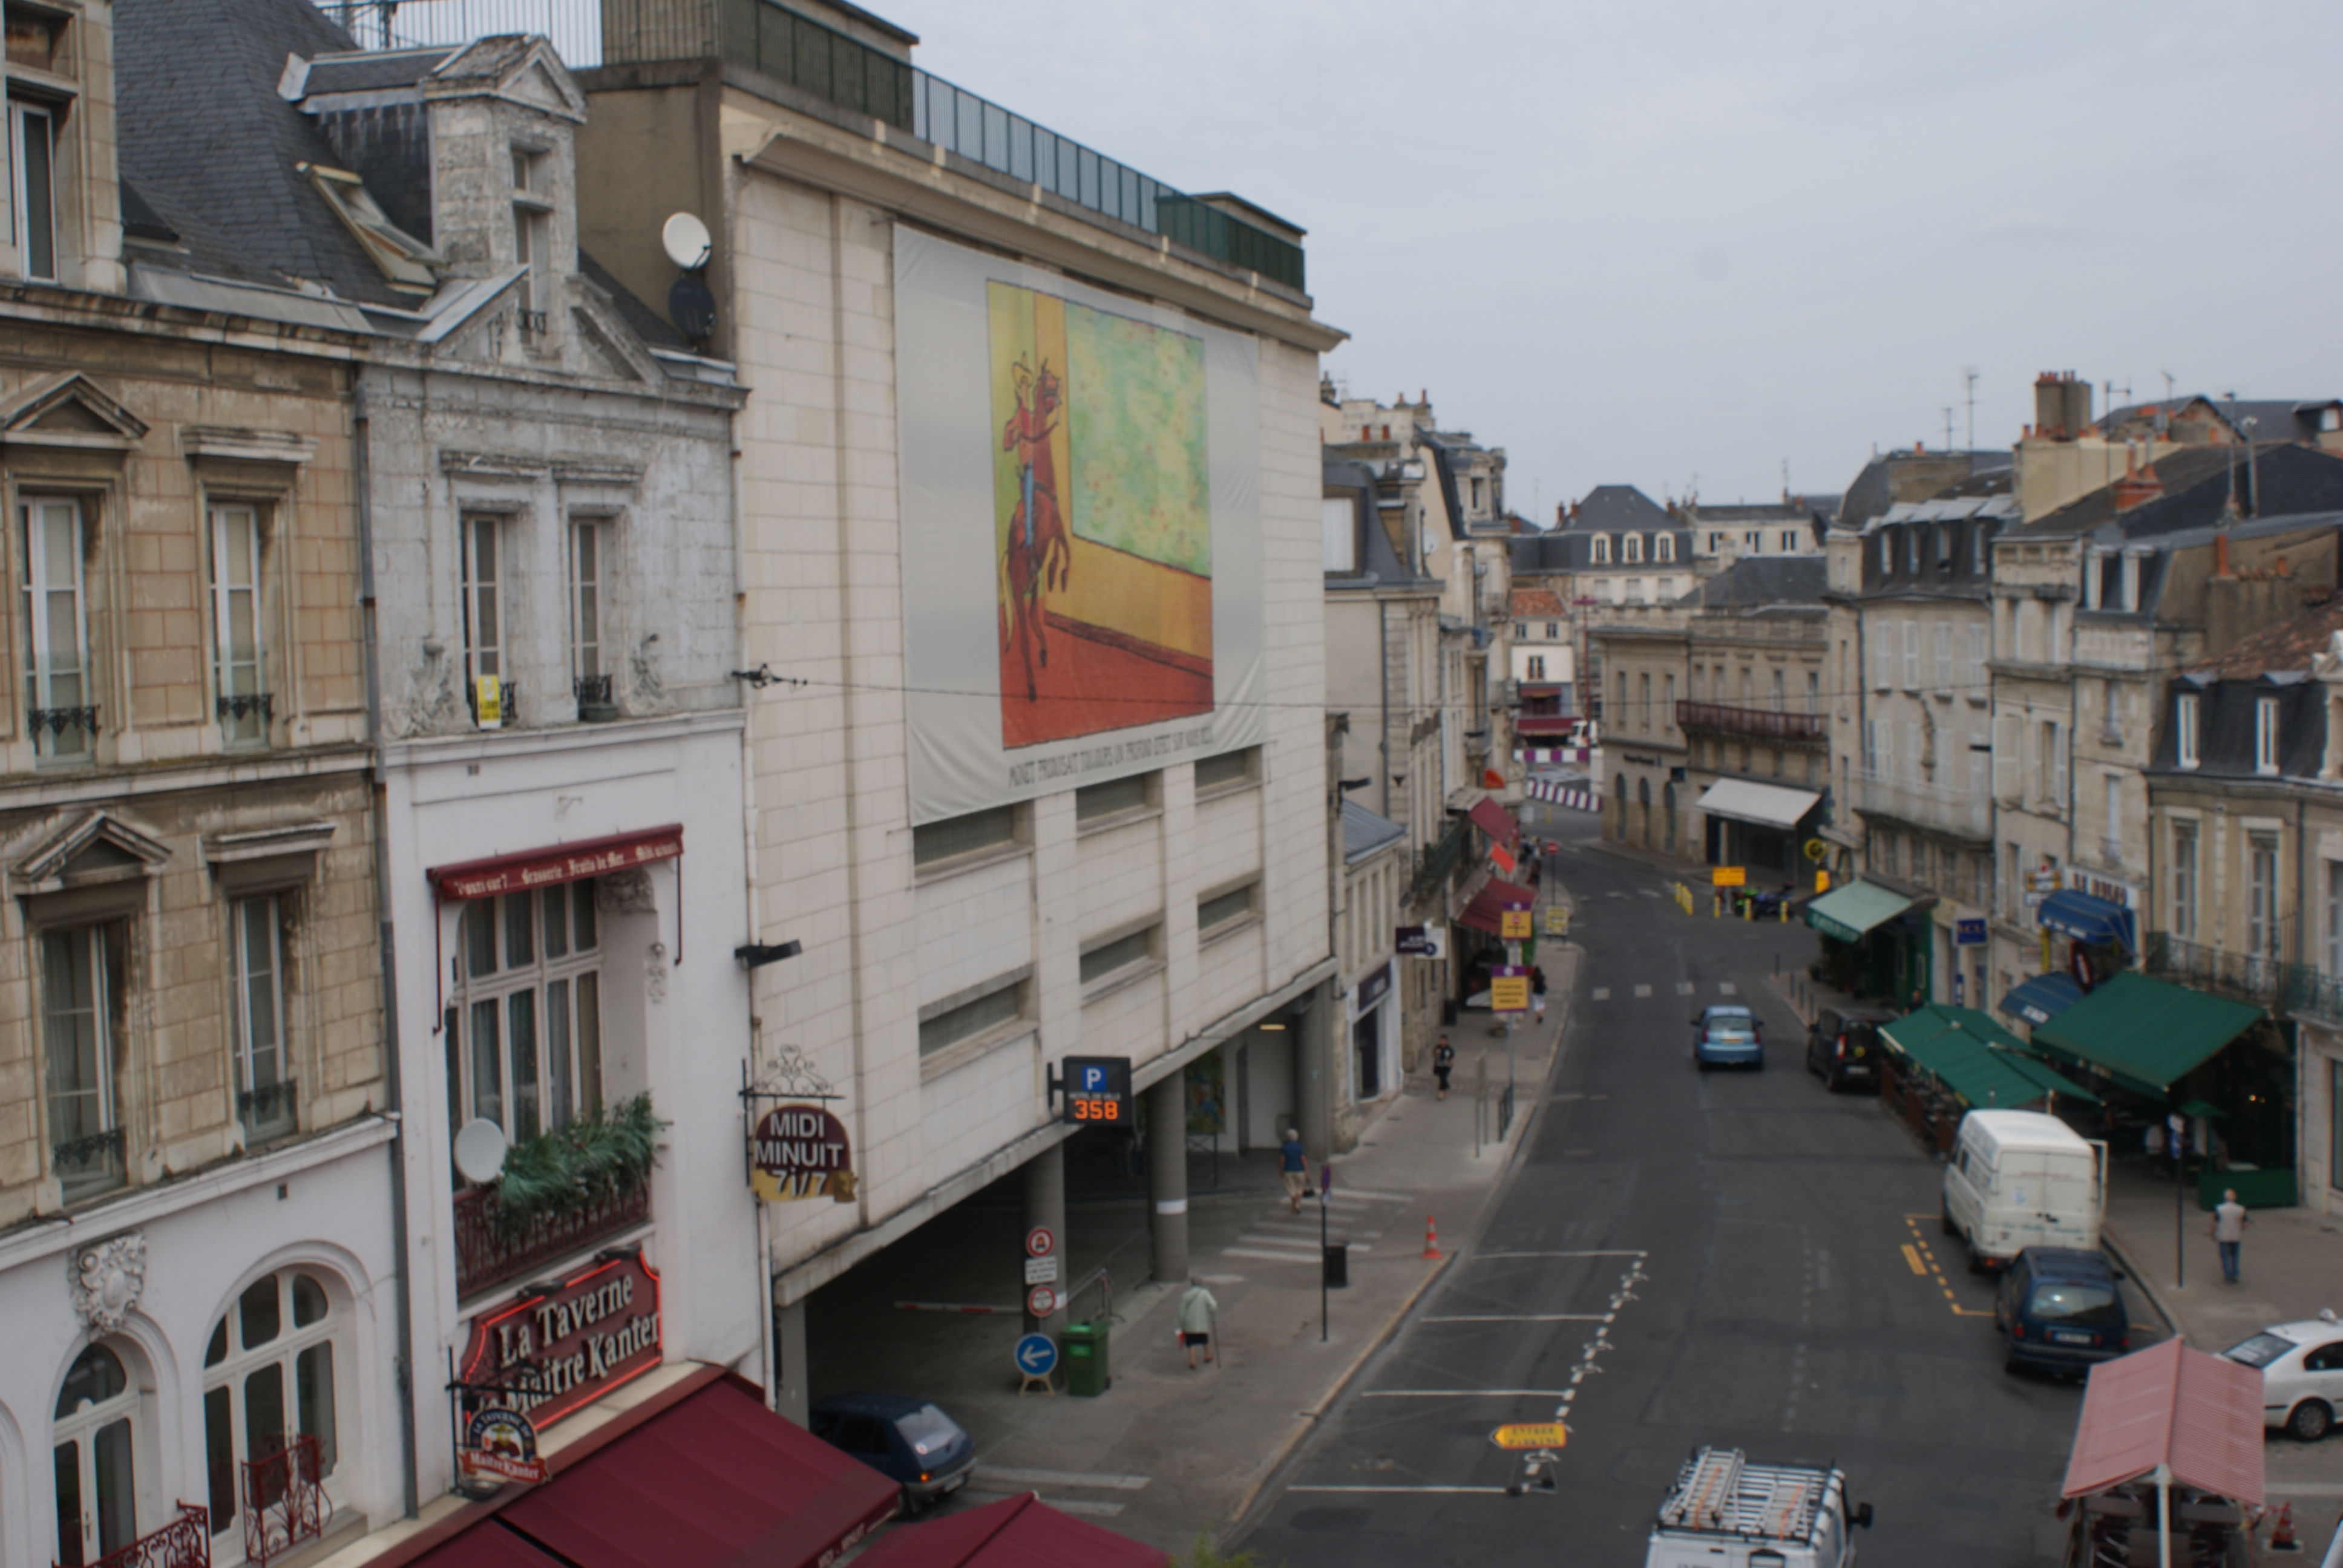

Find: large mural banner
[897,230,1265,825]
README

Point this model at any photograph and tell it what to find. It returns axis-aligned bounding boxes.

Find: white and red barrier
[1526,779,1601,811]
[1517,746,1593,765]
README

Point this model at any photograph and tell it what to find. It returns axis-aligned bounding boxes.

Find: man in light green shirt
[1178,1278,1219,1369]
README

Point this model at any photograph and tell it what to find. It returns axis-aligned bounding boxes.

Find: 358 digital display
[1060,1056,1132,1126]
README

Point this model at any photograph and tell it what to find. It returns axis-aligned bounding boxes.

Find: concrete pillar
[1294,981,1335,1163]
[772,1295,808,1428]
[1023,1142,1067,1334]
[1147,1073,1188,1282]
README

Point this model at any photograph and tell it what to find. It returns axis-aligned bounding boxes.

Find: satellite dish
[453,1118,510,1185]
[661,211,712,272]
[669,273,717,341]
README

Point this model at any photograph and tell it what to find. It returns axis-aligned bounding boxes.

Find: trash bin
[1061,1318,1109,1396]
[1322,1242,1349,1289]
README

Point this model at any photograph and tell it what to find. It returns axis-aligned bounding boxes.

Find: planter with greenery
[490,1094,669,1241]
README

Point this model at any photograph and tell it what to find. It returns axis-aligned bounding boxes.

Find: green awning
[1803,880,1914,942]
[2030,972,2264,1097]
[1880,1006,2101,1110]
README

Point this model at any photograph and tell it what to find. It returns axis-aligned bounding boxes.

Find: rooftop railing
[1675,700,1827,745]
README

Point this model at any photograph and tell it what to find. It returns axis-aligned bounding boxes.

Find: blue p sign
[1081,1065,1106,1093]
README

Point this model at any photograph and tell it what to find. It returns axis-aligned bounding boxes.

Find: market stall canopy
[1999,972,2084,1028]
[851,1493,1169,1568]
[2062,1339,2264,1507]
[1694,779,1821,831]
[1466,797,1519,844]
[376,1370,899,1568]
[1879,1007,2100,1111]
[2038,889,2137,952]
[1458,874,1538,935]
[2031,972,2264,1098]
[1803,880,1915,942]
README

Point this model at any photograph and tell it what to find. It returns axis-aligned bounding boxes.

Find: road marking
[1633,984,1652,998]
[1900,1243,1927,1275]
[1235,1236,1376,1253]
[1477,1249,1650,1259]
[1639,889,1662,898]
[1901,1214,1995,1318]
[1590,987,1611,1001]
[979,1467,1151,1491]
[1288,1485,1512,1495]
[962,1489,1124,1517]
[1361,1389,1573,1398]
[1552,1253,1649,1423]
[1322,1186,1415,1202]
[1717,981,1738,995]
[1606,890,1628,899]
[1423,1313,1607,1322]
[1198,1273,1245,1284]
[1222,1246,1377,1263]
[1676,982,1696,995]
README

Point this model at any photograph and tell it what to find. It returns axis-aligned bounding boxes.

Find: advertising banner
[896,229,1266,824]
[751,1105,856,1203]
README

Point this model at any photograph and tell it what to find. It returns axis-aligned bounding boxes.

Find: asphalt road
[1235,820,2114,1567]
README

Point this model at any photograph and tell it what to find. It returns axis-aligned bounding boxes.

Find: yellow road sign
[1490,976,1530,1013]
[1499,907,1532,940]
[1544,906,1570,935]
[1711,866,1745,887]
[1491,1422,1568,1451]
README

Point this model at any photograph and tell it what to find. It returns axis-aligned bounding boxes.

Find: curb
[2101,1224,2183,1341]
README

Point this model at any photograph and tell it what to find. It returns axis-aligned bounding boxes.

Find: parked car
[1942,1109,2105,1270]
[809,1393,977,1508]
[1994,1247,2132,1377]
[2222,1312,2343,1440]
[1692,1004,1763,1071]
[1804,1004,1893,1092]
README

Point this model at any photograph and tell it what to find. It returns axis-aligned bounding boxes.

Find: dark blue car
[808,1393,977,1509]
[1996,1247,2132,1378]
[1692,1004,1763,1071]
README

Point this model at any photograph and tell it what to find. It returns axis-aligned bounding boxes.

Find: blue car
[809,1393,977,1509]
[1692,1004,1763,1071]
[1996,1247,2132,1379]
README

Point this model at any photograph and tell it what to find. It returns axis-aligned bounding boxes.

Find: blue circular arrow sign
[1014,1333,1058,1377]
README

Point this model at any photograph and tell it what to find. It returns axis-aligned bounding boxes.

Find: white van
[1941,1109,2105,1269]
[1643,1447,1872,1568]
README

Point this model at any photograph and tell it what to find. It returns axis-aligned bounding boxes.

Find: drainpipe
[1378,599,1391,821]
[353,377,420,1520]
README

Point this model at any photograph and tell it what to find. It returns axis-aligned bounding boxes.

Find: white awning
[1695,779,1821,831]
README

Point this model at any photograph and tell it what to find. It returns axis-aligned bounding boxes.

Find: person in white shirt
[2212,1189,2250,1284]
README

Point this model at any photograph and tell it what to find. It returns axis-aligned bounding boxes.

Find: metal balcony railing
[1851,768,1989,839]
[2144,932,2286,1005]
[61,1501,209,1568]
[1674,700,1827,745]
[238,1079,298,1144]
[453,1171,651,1300]
[2285,964,2343,1027]
[54,1126,125,1203]
[1406,816,1470,912]
[241,1433,331,1567]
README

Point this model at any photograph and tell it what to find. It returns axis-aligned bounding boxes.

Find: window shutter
[1906,722,1921,783]
[2052,723,2069,803]
[1933,623,1950,691]
[1901,621,1919,689]
[1872,630,1890,691]
[1993,713,2016,801]
[1969,623,1988,681]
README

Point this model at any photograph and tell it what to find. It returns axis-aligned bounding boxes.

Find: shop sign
[2068,869,2137,908]
[1711,867,1745,887]
[431,826,684,902]
[459,1406,549,1485]
[1490,966,1530,1013]
[1396,924,1448,959]
[1490,1422,1568,1451]
[460,1250,662,1429]
[1351,962,1392,1020]
[751,1105,857,1203]
[1955,918,1987,946]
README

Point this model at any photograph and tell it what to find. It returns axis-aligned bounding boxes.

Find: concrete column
[1147,1073,1188,1282]
[1023,1142,1067,1334]
[1294,981,1335,1163]
[772,1295,808,1428]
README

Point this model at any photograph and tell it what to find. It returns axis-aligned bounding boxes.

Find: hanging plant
[491,1094,669,1240]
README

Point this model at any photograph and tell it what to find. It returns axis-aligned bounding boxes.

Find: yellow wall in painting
[1057,535,1212,662]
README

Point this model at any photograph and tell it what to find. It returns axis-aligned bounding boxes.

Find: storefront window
[450,883,603,1142]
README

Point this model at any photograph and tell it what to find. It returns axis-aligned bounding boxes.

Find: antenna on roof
[1962,366,1978,452]
[1943,408,1954,454]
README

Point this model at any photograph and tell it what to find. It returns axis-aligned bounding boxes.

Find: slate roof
[1836,449,2011,532]
[1561,483,1671,531]
[1679,555,1827,609]
[300,45,456,95]
[2019,443,2343,540]
[2188,597,2343,679]
[1510,526,1694,575]
[1322,457,1426,586]
[2103,395,2343,445]
[1342,800,1407,863]
[1510,587,1566,618]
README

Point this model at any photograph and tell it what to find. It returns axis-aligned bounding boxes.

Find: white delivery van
[1644,1447,1872,1568]
[1941,1109,2104,1269]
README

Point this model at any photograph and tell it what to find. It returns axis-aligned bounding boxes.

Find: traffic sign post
[1014,1331,1058,1396]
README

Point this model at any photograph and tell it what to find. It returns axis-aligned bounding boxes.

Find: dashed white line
[1675,982,1696,995]
[1590,987,1611,1001]
[1639,889,1662,898]
[1717,981,1738,995]
[1633,984,1652,998]
[1422,1313,1607,1323]
[1360,1389,1574,1399]
[1288,1485,1511,1495]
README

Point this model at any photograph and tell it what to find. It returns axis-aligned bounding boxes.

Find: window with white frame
[460,514,505,723]
[450,884,603,1143]
[569,518,605,707]
[210,504,267,746]
[1932,622,1950,691]
[2175,692,2200,768]
[1526,655,1545,680]
[1744,531,1760,552]
[1781,530,1798,552]
[43,924,123,1202]
[1320,497,1356,573]
[2249,832,2281,958]
[11,99,57,283]
[229,895,293,1143]
[1656,535,1674,562]
[1544,621,1559,639]
[202,1269,343,1550]
[1624,533,1643,563]
[1590,535,1610,564]
[2170,820,2198,940]
[511,146,549,329]
[53,1342,140,1566]
[1901,620,1919,689]
[2255,696,2281,775]
[23,494,92,759]
[1876,533,1890,575]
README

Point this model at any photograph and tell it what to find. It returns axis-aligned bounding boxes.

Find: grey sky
[882,0,2343,516]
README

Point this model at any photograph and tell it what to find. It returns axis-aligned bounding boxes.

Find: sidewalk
[2102,1157,2343,1345]
[940,942,1581,1553]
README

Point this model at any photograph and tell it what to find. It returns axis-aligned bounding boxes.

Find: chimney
[2033,371,2093,441]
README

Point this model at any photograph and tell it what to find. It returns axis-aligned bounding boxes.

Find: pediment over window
[0,373,150,452]
[11,811,172,894]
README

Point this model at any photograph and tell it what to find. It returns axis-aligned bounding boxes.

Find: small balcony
[63,1501,209,1568]
[241,1433,331,1568]
[1851,768,1989,840]
[238,1079,298,1145]
[2145,933,2284,1005]
[453,1169,651,1302]
[1675,700,1827,746]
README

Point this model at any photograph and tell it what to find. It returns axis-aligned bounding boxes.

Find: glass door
[53,1345,139,1566]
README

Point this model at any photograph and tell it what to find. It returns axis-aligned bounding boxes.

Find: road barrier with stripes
[1525,779,1601,811]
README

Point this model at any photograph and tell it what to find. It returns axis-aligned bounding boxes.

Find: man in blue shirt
[1279,1129,1309,1213]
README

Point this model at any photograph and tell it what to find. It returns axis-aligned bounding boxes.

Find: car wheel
[2289,1400,2334,1442]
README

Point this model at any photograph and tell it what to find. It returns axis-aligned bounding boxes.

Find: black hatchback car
[809,1393,977,1509]
[1804,1004,1893,1092]
[1996,1247,2132,1377]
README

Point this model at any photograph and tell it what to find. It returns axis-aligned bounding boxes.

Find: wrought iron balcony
[30,704,99,740]
[1674,700,1827,745]
[1406,815,1471,912]
[238,1079,298,1143]
[1851,768,1990,840]
[61,1500,208,1568]
[2285,964,2343,1027]
[2144,932,2285,1005]
[54,1126,125,1203]
[453,1170,650,1301]
[216,692,274,724]
[241,1432,330,1567]
[464,679,519,728]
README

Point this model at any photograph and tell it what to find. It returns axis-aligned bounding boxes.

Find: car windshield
[2224,1332,2297,1368]
[897,1403,963,1457]
[2028,1282,2120,1324]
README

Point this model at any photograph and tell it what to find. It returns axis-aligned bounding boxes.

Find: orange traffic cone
[1422,1215,1443,1260]
[2270,1501,2300,1552]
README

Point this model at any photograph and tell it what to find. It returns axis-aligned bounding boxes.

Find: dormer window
[305,164,436,292]
[2255,696,2281,776]
[2174,692,2200,767]
[511,145,552,338]
[1877,533,1891,575]
[1591,534,1611,564]
[1624,533,1643,563]
[8,98,54,281]
[1656,535,1674,563]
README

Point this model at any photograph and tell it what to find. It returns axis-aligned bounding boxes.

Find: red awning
[1466,798,1517,844]
[852,1493,1169,1568]
[2062,1339,2264,1506]
[377,1370,899,1568]
[428,825,683,901]
[1513,715,1576,735]
[1457,874,1537,935]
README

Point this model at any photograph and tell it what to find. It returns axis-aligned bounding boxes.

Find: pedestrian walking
[2212,1189,2250,1284]
[1279,1128,1309,1212]
[1530,965,1548,1022]
[1433,1035,1455,1100]
[1177,1276,1219,1369]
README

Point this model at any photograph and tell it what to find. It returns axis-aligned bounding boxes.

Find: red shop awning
[376,1369,899,1568]
[1466,798,1518,844]
[428,825,684,902]
[853,1493,1168,1568]
[1457,874,1538,935]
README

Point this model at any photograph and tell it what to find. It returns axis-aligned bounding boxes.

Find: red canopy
[2062,1338,2264,1506]
[851,1493,1168,1568]
[1457,874,1537,935]
[1466,797,1518,845]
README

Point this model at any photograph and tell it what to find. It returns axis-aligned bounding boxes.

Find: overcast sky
[882,0,2343,520]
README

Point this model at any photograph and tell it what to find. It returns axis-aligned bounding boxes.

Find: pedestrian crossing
[1217,1186,1410,1266]
[1587,982,1746,1002]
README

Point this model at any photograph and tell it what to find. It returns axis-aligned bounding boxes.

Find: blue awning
[2000,972,2085,1028]
[2038,889,2137,952]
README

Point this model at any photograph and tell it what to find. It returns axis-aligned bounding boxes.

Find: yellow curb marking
[1903,1214,1995,1318]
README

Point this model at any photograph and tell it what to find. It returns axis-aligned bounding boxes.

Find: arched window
[203,1270,343,1546]
[55,1343,141,1564]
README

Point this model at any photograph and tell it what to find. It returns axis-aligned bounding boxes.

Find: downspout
[1378,598,1391,822]
[353,376,419,1520]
